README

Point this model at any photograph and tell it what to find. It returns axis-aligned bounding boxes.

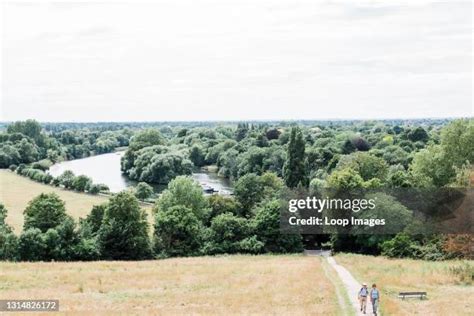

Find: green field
[0,170,152,233]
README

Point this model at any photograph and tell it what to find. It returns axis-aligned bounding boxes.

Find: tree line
[0,119,131,169]
[0,173,302,261]
[1,118,473,260]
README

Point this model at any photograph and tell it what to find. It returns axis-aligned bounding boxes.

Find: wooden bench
[398,292,427,300]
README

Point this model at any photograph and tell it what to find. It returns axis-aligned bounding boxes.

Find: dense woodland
[1,118,473,261]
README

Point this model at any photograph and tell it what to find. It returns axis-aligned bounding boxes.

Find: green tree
[260,172,284,198]
[204,213,252,254]
[406,127,429,142]
[0,204,19,260]
[18,228,46,261]
[351,135,370,151]
[440,119,474,169]
[83,204,106,236]
[410,120,474,187]
[381,233,420,258]
[252,199,303,253]
[233,173,264,215]
[353,193,413,254]
[341,139,356,154]
[0,144,21,168]
[134,182,154,200]
[0,228,18,261]
[266,128,281,140]
[283,127,308,188]
[154,205,203,257]
[88,184,102,194]
[382,145,410,167]
[57,170,76,189]
[23,193,69,232]
[155,176,208,220]
[387,167,412,187]
[235,123,249,141]
[7,119,41,138]
[336,152,388,181]
[98,192,152,260]
[53,217,80,260]
[7,119,44,145]
[129,129,165,151]
[15,139,39,163]
[326,168,365,191]
[189,145,206,167]
[208,194,239,219]
[137,153,193,184]
[410,145,450,187]
[0,203,9,228]
[72,175,93,192]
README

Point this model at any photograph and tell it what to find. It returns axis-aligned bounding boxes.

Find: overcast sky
[1,0,472,122]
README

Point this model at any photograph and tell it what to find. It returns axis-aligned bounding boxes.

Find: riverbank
[48,152,233,195]
[0,170,153,233]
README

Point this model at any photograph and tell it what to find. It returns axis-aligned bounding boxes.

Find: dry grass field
[0,255,340,315]
[336,253,474,315]
[0,170,152,233]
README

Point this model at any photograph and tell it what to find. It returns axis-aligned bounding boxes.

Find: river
[48,152,232,194]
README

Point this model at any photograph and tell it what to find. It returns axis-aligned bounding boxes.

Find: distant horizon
[1,115,472,125]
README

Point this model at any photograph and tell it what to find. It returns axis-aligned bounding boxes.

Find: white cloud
[1,0,472,122]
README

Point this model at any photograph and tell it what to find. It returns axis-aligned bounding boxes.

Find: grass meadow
[336,253,474,315]
[0,255,340,315]
[0,170,152,233]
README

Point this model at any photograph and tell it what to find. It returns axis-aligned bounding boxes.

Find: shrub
[443,234,474,259]
[238,235,264,254]
[51,177,61,187]
[39,173,53,184]
[381,233,419,258]
[97,184,110,192]
[16,163,26,173]
[88,184,101,194]
[74,238,101,261]
[31,159,53,171]
[448,262,474,285]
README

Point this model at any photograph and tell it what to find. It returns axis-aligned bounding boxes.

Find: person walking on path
[370,283,381,315]
[358,283,369,314]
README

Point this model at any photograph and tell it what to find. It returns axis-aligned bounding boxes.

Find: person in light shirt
[370,283,381,315]
[358,283,369,314]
